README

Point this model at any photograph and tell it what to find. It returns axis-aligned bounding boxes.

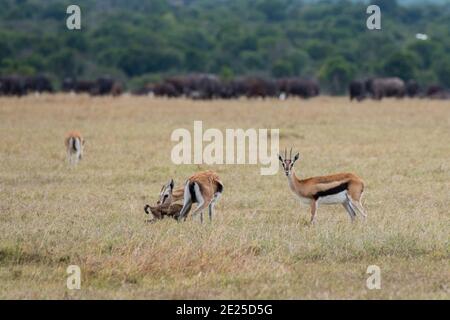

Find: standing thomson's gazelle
[158,170,224,223]
[65,131,84,165]
[279,148,367,224]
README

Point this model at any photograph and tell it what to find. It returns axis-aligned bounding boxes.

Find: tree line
[0,0,449,94]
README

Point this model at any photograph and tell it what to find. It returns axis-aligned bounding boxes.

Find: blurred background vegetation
[0,0,449,93]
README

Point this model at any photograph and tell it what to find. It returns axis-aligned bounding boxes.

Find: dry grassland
[0,95,449,299]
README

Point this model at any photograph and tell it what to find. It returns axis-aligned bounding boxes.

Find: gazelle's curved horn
[290,147,292,160]
[284,148,287,159]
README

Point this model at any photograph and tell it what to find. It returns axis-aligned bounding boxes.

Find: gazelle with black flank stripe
[279,149,367,224]
[157,170,224,223]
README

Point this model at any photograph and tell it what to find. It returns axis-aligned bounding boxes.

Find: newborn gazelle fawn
[144,203,183,221]
[158,170,224,223]
[65,131,84,165]
[279,148,367,224]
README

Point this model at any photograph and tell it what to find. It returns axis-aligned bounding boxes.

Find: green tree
[382,51,419,80]
[272,60,293,78]
[408,41,442,69]
[319,57,356,94]
[47,49,82,78]
[435,59,450,88]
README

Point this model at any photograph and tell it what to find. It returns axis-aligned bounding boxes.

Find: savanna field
[0,95,448,299]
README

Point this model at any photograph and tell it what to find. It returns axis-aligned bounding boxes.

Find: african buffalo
[62,78,96,94]
[185,74,222,99]
[349,80,367,101]
[24,75,53,94]
[406,80,420,98]
[426,85,450,99]
[366,77,406,100]
[91,77,123,96]
[279,78,320,99]
[243,77,278,99]
[0,75,25,96]
[153,82,179,98]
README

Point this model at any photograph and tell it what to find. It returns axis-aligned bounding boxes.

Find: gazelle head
[157,179,174,206]
[278,148,300,177]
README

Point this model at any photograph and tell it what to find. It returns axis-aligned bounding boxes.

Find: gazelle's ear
[278,154,284,162]
[169,179,174,190]
[293,153,300,162]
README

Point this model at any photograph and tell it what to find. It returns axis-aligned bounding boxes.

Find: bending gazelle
[65,131,84,165]
[157,170,224,223]
[279,148,367,224]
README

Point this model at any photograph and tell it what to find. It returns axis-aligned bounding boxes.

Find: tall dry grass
[0,95,448,299]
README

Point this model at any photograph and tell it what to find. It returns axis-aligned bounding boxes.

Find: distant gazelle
[279,148,367,224]
[65,131,84,165]
[158,170,224,223]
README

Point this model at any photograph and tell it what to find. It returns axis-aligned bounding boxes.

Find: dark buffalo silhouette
[110,82,123,96]
[278,78,319,99]
[24,75,53,94]
[92,77,115,95]
[242,77,278,99]
[163,74,222,99]
[134,75,322,100]
[187,74,222,99]
[153,82,179,98]
[62,78,75,92]
[349,80,367,101]
[74,80,96,94]
[366,77,406,100]
[406,80,420,98]
[426,85,450,99]
[0,75,25,96]
[62,78,96,94]
[132,84,155,96]
[62,77,122,95]
[91,77,123,96]
[163,76,187,97]
[426,84,444,97]
[227,78,248,98]
[149,74,223,99]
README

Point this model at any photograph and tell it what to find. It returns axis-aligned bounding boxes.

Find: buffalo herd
[349,77,449,101]
[1,73,448,100]
[0,75,122,97]
[62,77,123,96]
[0,75,53,96]
[133,75,320,100]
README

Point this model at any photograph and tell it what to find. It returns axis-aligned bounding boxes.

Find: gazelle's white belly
[318,191,347,205]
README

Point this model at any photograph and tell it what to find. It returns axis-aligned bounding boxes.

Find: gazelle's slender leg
[354,192,367,219]
[178,182,193,221]
[310,200,318,224]
[347,193,367,219]
[343,200,356,222]
[179,201,192,221]
[191,201,208,223]
[350,199,367,219]
[208,192,222,222]
[356,201,367,219]
[190,183,209,223]
[208,203,213,221]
